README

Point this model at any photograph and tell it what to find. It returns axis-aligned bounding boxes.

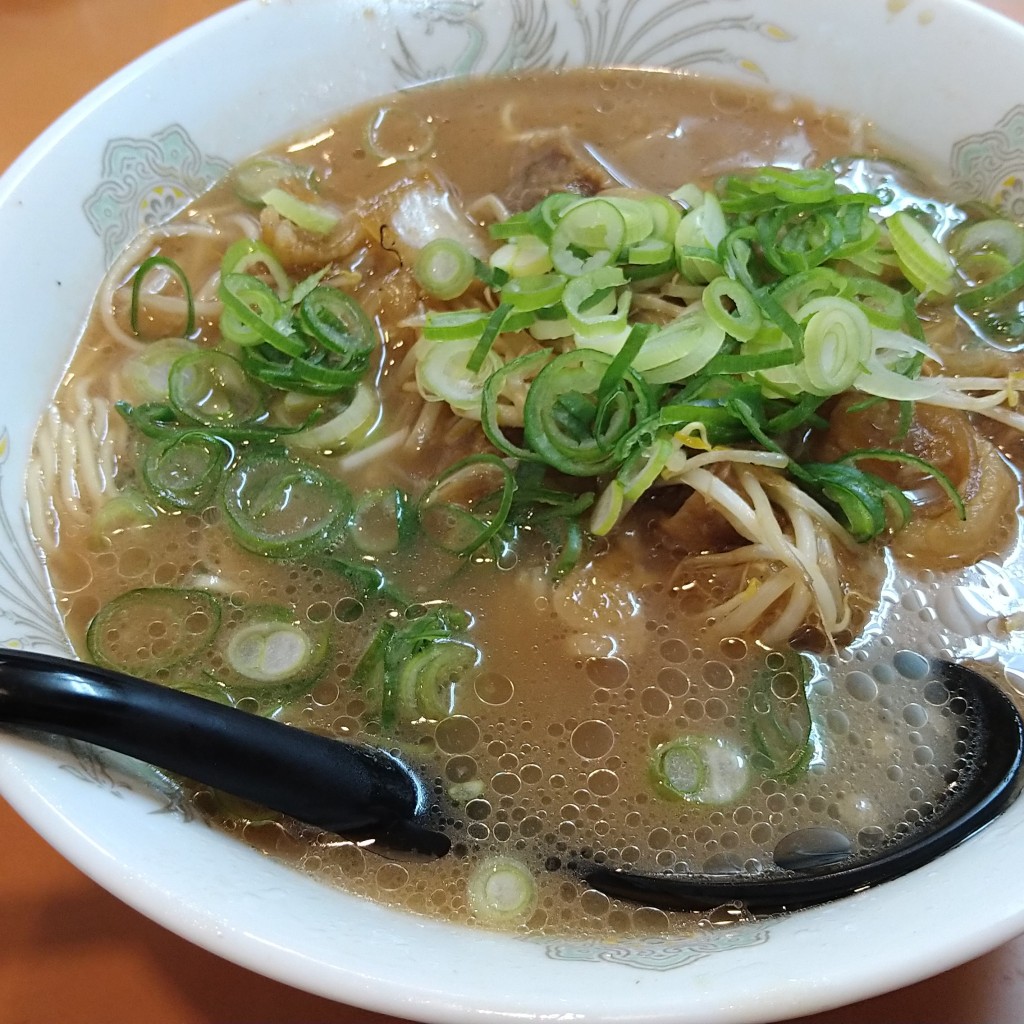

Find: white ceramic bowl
[4,1,1024,1020]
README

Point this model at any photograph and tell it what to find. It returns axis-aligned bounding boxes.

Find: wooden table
[4,1,1024,1021]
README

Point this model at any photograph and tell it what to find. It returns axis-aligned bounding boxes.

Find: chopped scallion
[260,187,340,235]
[414,238,476,300]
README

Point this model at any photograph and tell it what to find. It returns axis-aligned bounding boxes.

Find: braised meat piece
[502,129,616,212]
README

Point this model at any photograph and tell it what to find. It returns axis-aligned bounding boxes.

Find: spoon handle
[0,647,431,841]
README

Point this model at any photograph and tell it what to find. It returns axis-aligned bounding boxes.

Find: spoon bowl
[580,662,1024,912]
[1,647,1020,914]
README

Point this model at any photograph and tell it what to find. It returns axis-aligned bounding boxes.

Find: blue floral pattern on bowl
[0,429,66,654]
[83,124,230,265]
[543,925,770,970]
[392,0,794,82]
[951,104,1024,219]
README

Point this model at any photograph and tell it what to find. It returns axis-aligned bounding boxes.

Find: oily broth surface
[35,68,1023,937]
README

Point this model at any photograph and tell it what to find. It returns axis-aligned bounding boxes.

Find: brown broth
[31,68,1024,937]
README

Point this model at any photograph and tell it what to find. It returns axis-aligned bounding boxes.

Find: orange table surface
[5,2,1024,1022]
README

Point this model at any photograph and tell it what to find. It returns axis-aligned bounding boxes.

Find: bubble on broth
[584,656,629,688]
[474,670,515,705]
[436,716,481,754]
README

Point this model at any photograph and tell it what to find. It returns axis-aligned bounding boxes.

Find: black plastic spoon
[580,660,1024,913]
[0,647,451,856]
[0,649,1021,914]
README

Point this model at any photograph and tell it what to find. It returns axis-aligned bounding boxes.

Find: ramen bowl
[4,1,1024,1021]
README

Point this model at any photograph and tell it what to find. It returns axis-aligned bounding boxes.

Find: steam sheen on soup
[29,69,1024,936]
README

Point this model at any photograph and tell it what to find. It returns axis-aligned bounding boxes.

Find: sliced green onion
[219,273,305,355]
[527,314,573,342]
[951,218,1024,275]
[757,206,843,276]
[168,350,266,428]
[414,238,476,300]
[747,651,813,779]
[844,275,905,329]
[260,187,339,235]
[702,276,762,342]
[131,255,195,339]
[290,265,332,307]
[348,487,414,554]
[743,166,838,206]
[395,638,478,720]
[562,267,630,346]
[467,856,537,926]
[239,344,367,396]
[839,448,966,521]
[603,195,655,245]
[536,192,579,235]
[650,735,750,804]
[627,236,674,266]
[887,210,956,296]
[92,490,158,539]
[831,204,883,262]
[118,400,307,444]
[674,191,726,282]
[771,267,848,316]
[794,460,911,541]
[488,210,541,242]
[523,348,653,476]
[632,307,726,384]
[550,198,626,276]
[142,430,231,511]
[702,346,797,376]
[639,192,683,241]
[618,435,673,503]
[467,302,514,373]
[418,453,515,556]
[480,349,551,462]
[490,234,554,277]
[796,296,873,396]
[123,338,199,402]
[379,604,474,731]
[230,155,316,205]
[422,308,491,343]
[288,383,381,451]
[416,336,504,414]
[499,273,567,312]
[351,621,396,691]
[222,452,352,558]
[87,587,221,674]
[326,557,406,605]
[597,322,651,409]
[719,226,759,291]
[219,605,330,693]
[957,257,1024,312]
[751,286,804,359]
[298,285,377,367]
[115,400,183,439]
[220,238,291,296]
[589,478,625,536]
[548,517,585,581]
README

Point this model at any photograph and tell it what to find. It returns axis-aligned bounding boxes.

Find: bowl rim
[4,1,1024,1021]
